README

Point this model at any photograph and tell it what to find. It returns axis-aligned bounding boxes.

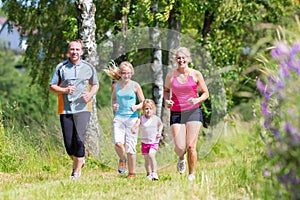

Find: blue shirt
[115,80,138,118]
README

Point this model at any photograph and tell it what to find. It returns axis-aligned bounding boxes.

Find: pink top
[171,70,200,112]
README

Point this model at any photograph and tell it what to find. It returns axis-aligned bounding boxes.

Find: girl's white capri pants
[113,116,138,154]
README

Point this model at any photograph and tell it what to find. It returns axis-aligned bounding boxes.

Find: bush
[257,41,300,199]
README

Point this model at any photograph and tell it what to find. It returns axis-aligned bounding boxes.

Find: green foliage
[62,16,78,42]
[2,0,77,90]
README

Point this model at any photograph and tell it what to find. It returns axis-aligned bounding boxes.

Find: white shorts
[113,116,138,154]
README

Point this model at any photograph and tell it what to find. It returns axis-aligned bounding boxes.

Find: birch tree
[76,0,100,158]
[149,0,163,118]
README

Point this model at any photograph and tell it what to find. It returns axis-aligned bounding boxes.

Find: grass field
[0,115,274,200]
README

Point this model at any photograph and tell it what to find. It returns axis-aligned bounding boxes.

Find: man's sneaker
[70,172,81,179]
[177,157,186,174]
[146,174,152,180]
[187,174,195,181]
[118,159,127,174]
[151,172,159,181]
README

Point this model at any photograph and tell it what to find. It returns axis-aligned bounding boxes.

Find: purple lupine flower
[257,79,271,100]
[271,42,289,59]
[287,58,297,71]
[288,108,294,118]
[260,41,300,198]
[293,135,300,143]
[274,78,285,89]
[280,63,290,78]
[267,149,274,157]
[290,42,299,60]
[256,79,265,94]
[263,169,271,177]
[264,120,271,129]
[269,126,281,139]
[283,121,298,136]
[297,58,300,76]
[261,100,270,116]
[292,177,300,185]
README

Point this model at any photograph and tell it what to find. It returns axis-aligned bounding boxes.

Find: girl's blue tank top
[115,80,138,118]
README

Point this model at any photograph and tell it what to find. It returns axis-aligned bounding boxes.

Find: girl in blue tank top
[105,61,145,178]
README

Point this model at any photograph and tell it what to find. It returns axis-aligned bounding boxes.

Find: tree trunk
[112,0,130,62]
[76,0,100,159]
[202,9,227,126]
[149,1,163,118]
[161,0,181,144]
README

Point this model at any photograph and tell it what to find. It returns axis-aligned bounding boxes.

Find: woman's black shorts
[170,107,203,126]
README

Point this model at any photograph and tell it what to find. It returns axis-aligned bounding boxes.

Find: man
[49,39,99,178]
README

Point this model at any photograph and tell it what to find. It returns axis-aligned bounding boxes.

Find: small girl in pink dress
[132,99,163,180]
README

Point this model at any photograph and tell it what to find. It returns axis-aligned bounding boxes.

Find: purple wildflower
[283,121,298,136]
[267,149,274,157]
[287,58,297,71]
[280,63,290,78]
[297,59,300,76]
[289,42,299,60]
[256,79,265,94]
[293,135,300,143]
[269,126,281,139]
[263,169,271,177]
[288,108,294,118]
[257,79,271,100]
[261,100,270,116]
[271,42,289,59]
[292,177,300,185]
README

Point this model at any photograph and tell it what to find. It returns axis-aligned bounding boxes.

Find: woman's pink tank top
[171,70,200,112]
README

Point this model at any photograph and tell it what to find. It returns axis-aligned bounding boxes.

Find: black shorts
[170,107,203,126]
[60,112,91,157]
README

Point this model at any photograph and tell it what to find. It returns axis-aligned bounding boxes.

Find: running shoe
[187,174,195,181]
[146,174,152,180]
[118,159,127,174]
[177,157,186,174]
[151,172,159,181]
[70,172,81,179]
[128,173,136,178]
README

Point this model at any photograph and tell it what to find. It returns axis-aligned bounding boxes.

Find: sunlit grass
[0,107,273,200]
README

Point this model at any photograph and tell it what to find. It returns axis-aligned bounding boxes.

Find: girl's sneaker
[118,159,127,174]
[128,173,136,178]
[146,174,153,180]
[151,172,159,180]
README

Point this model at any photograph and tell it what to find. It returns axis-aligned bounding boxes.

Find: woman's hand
[165,99,174,109]
[188,97,200,105]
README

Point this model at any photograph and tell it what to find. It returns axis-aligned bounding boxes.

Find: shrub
[257,41,300,199]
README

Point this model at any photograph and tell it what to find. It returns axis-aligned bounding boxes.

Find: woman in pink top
[164,47,209,181]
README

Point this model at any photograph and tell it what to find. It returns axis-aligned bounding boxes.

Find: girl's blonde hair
[104,60,134,81]
[142,99,156,114]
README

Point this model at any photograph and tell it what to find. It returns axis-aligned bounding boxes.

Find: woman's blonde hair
[142,99,156,114]
[176,47,192,63]
[104,60,134,81]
